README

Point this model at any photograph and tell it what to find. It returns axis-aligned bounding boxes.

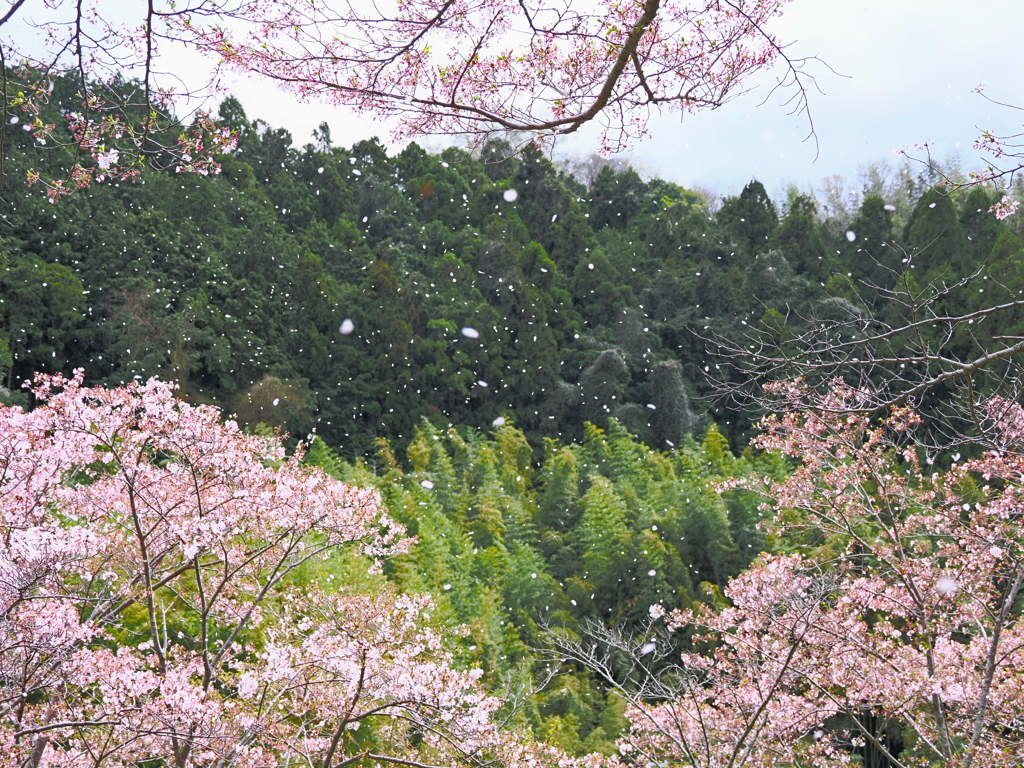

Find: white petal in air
[420,479,434,490]
[639,642,657,656]
[503,188,519,202]
[936,577,958,595]
[461,326,480,339]
[845,231,857,242]
[339,319,355,335]
[492,416,506,426]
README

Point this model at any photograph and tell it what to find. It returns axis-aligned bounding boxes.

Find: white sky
[211,0,1024,198]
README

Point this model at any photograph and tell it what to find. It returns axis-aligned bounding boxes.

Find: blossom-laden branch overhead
[956,86,1023,219]
[0,0,815,198]
[177,0,804,151]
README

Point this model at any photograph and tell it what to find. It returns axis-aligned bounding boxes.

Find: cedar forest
[4,7,1024,765]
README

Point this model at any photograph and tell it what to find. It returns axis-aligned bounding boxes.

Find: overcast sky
[196,0,1024,198]
[623,0,1024,196]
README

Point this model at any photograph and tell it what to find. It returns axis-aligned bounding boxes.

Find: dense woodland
[6,84,1023,458]
[4,79,1024,759]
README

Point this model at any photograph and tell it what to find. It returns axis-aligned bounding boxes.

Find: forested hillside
[6,86,1021,460]
[5,80,1024,761]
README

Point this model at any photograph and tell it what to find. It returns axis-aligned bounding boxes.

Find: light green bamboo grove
[303,419,784,753]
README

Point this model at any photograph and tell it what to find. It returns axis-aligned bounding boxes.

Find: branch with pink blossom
[1,0,818,199]
[901,86,1023,220]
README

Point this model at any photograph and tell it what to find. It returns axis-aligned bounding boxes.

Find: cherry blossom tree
[566,380,1024,768]
[0,371,583,768]
[0,0,814,198]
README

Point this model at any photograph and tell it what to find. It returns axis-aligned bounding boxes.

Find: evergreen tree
[717,180,778,258]
[902,186,968,279]
[773,193,834,283]
[959,186,1004,266]
[844,194,898,295]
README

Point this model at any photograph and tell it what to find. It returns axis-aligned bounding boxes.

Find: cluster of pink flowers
[627,382,1024,767]
[0,372,588,768]
[24,102,236,202]
[990,193,1019,220]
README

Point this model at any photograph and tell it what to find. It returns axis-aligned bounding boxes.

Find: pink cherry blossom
[991,193,1019,220]
[94,148,119,169]
[628,381,1024,767]
[0,372,585,768]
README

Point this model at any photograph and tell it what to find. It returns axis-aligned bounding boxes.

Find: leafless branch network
[704,245,1024,451]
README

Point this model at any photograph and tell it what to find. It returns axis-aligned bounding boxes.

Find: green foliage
[0,254,86,385]
[302,417,772,753]
[11,83,1009,454]
[717,180,778,258]
[844,194,898,296]
[774,193,834,283]
[902,186,968,278]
